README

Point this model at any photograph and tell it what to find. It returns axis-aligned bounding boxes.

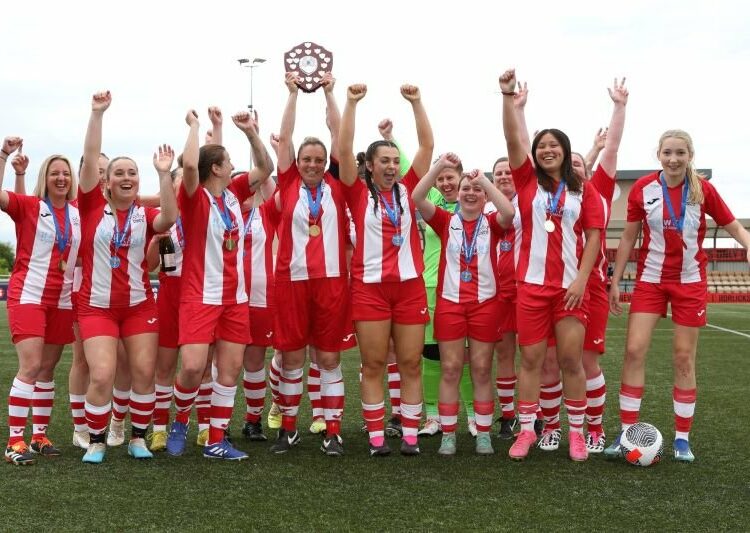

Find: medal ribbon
[305,182,323,224]
[459,212,483,268]
[211,191,236,234]
[44,197,70,254]
[243,207,257,237]
[378,189,401,233]
[660,173,689,233]
[547,179,565,218]
[175,216,185,248]
[112,203,135,256]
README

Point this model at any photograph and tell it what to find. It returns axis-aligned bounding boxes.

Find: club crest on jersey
[499,241,512,252]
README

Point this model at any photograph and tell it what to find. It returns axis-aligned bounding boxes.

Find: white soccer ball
[620,422,664,467]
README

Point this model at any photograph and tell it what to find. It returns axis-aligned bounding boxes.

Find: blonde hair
[32,155,78,201]
[658,130,705,205]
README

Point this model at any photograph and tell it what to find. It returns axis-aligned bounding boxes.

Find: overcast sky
[1,0,749,245]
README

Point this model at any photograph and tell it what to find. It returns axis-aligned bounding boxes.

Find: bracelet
[15,172,25,176]
[501,91,517,96]
[1,149,9,157]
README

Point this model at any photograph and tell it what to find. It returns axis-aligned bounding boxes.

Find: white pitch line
[703,322,750,340]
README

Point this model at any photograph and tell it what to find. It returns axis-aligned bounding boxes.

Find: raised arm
[379,118,412,176]
[81,91,111,194]
[322,73,341,161]
[513,81,532,155]
[152,144,178,232]
[278,72,301,173]
[609,220,641,315]
[500,70,527,169]
[413,153,460,221]
[598,77,628,176]
[339,84,367,186]
[584,128,607,172]
[400,85,434,177]
[232,110,273,191]
[11,150,29,195]
[181,110,201,197]
[1,136,24,193]
[207,106,223,146]
[475,169,515,227]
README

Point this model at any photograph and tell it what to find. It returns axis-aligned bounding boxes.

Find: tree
[0,242,15,275]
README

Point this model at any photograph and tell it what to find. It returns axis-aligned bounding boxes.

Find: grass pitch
[0,304,748,532]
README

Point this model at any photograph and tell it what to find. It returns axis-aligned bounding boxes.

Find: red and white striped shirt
[512,157,604,289]
[178,175,252,305]
[426,207,502,304]
[242,198,278,308]
[78,187,158,308]
[3,192,81,308]
[589,166,616,283]
[343,168,424,283]
[485,196,521,301]
[158,218,185,280]
[627,172,734,284]
[275,163,348,282]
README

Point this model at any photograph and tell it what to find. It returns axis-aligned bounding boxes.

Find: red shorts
[250,305,274,347]
[179,301,251,345]
[71,291,79,321]
[630,280,707,328]
[274,277,355,352]
[583,278,609,353]
[497,298,517,335]
[157,276,181,349]
[516,282,589,346]
[7,303,75,344]
[434,297,501,343]
[77,299,159,340]
[351,277,429,325]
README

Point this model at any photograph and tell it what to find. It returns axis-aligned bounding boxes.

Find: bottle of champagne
[160,235,176,272]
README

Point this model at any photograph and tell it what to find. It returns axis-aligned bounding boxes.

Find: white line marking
[703,322,750,340]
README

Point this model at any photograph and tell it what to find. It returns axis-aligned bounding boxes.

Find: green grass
[1,304,749,532]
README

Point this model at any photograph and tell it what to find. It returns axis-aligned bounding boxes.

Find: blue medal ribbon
[243,207,257,237]
[111,203,135,267]
[175,216,185,248]
[378,189,402,246]
[459,212,483,282]
[305,182,323,221]
[547,179,565,217]
[660,173,689,233]
[44,197,70,254]
[212,191,236,233]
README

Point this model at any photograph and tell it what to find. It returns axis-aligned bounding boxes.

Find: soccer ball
[620,422,664,467]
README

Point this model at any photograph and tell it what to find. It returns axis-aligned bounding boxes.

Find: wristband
[15,172,25,176]
[1,149,10,157]
[501,91,516,97]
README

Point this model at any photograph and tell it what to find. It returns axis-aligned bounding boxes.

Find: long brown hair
[531,129,581,193]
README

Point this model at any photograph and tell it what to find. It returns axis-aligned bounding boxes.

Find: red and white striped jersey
[178,175,252,305]
[426,207,502,304]
[627,172,734,284]
[343,168,424,283]
[242,197,278,308]
[512,157,605,289]
[589,166,616,283]
[485,196,521,301]
[3,192,81,308]
[77,187,158,308]
[275,163,348,282]
[158,218,185,280]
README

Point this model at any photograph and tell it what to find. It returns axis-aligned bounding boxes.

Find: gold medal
[59,259,67,272]
[543,219,555,233]
[225,238,236,251]
[309,224,321,237]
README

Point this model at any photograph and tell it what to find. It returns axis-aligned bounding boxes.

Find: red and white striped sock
[363,401,385,446]
[129,391,156,438]
[111,388,130,422]
[268,353,282,404]
[279,367,303,432]
[31,381,55,440]
[7,377,33,446]
[673,386,697,441]
[474,400,494,433]
[173,380,199,425]
[307,362,324,420]
[400,402,422,445]
[85,400,111,438]
[208,383,236,445]
[438,402,460,433]
[619,383,643,432]
[321,365,344,436]
[540,380,562,431]
[585,371,606,434]
[387,363,401,418]
[496,375,517,420]
[243,369,266,423]
[152,384,173,433]
[196,382,212,432]
[518,400,538,433]
[69,393,88,433]
[565,398,586,434]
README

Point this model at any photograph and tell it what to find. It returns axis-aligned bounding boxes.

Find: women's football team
[3,67,749,466]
